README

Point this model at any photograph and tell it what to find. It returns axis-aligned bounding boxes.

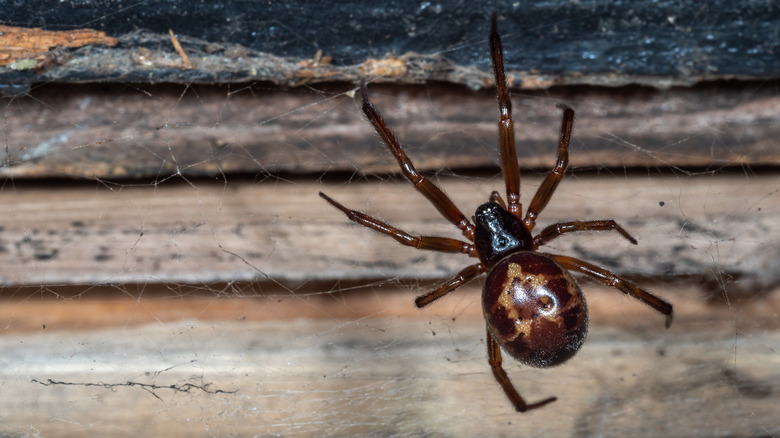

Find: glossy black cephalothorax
[319,14,673,412]
[474,201,533,267]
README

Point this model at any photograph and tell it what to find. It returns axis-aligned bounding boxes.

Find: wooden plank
[1,1,777,87]
[0,281,777,436]
[0,173,777,294]
[1,82,778,179]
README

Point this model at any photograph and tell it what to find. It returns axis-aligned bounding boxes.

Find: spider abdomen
[482,252,588,368]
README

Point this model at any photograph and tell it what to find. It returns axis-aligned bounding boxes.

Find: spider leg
[534,219,638,248]
[489,190,507,210]
[524,105,574,230]
[320,192,477,256]
[550,254,674,328]
[414,263,485,308]
[360,81,475,241]
[487,327,557,412]
[490,13,522,218]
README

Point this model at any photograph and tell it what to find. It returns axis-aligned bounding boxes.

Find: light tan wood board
[0,174,775,290]
[0,280,777,436]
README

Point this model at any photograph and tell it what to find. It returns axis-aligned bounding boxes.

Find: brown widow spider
[319,14,673,412]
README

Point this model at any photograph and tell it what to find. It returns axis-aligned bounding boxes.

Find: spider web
[1,9,779,438]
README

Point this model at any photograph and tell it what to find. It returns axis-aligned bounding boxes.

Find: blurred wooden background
[0,1,778,436]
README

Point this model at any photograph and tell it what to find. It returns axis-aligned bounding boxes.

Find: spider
[319,14,673,412]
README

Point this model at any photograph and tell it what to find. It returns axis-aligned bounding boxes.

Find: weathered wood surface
[1,1,778,87]
[1,171,774,436]
[0,3,776,435]
[1,82,777,179]
[0,279,777,437]
[0,24,117,67]
[0,131,776,436]
[0,173,776,292]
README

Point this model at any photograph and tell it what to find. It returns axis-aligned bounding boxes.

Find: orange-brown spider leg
[487,328,557,412]
[490,13,522,218]
[534,219,638,248]
[414,263,486,308]
[524,105,574,230]
[360,81,475,241]
[551,254,674,328]
[489,190,507,210]
[320,192,476,255]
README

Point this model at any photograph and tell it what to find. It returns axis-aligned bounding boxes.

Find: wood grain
[0,173,776,436]
[0,173,776,292]
[0,280,777,436]
[1,2,777,88]
[0,24,117,67]
[1,82,777,179]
